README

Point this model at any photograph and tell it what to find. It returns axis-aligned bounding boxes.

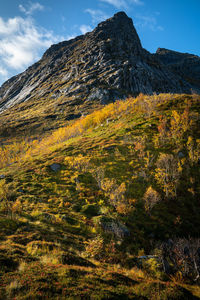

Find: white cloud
[66,34,76,40]
[130,0,144,5]
[135,15,164,31]
[99,0,143,8]
[19,2,44,15]
[80,25,92,35]
[100,0,127,9]
[85,9,109,24]
[0,17,21,35]
[0,16,65,85]
[0,67,8,77]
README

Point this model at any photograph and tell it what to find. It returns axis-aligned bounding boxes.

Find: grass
[0,93,200,299]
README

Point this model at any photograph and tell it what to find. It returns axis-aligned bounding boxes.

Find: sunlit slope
[0,93,200,299]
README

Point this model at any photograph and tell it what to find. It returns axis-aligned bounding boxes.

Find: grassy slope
[0,93,200,299]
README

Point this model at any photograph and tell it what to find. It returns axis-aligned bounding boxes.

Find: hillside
[0,93,200,299]
[0,12,200,140]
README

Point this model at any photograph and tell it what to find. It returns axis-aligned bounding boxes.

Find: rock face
[155,48,200,90]
[0,11,199,116]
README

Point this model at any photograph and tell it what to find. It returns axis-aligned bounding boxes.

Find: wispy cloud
[80,25,92,35]
[130,0,144,5]
[19,2,44,15]
[99,0,143,8]
[135,15,164,31]
[99,0,127,9]
[85,9,109,24]
[0,67,8,79]
[66,34,76,40]
[0,15,65,85]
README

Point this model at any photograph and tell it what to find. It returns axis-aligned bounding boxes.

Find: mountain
[0,12,200,138]
[0,11,200,299]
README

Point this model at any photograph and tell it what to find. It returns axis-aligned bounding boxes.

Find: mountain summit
[0,12,200,132]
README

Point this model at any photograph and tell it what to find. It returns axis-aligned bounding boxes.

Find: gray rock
[0,174,5,179]
[178,151,185,158]
[94,216,129,239]
[87,88,110,104]
[138,255,159,260]
[50,163,61,172]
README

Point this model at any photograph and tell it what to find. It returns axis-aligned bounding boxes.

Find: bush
[26,241,60,256]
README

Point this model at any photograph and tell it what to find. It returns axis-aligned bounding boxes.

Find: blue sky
[0,0,200,86]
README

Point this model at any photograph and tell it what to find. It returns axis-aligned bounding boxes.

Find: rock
[103,145,115,151]
[156,48,200,92]
[138,255,159,260]
[178,151,185,158]
[87,88,110,104]
[50,163,61,172]
[94,216,129,239]
[0,174,5,179]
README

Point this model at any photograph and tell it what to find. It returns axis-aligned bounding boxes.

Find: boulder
[50,163,61,172]
[93,216,129,239]
[178,151,185,158]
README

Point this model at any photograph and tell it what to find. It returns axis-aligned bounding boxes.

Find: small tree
[187,137,200,165]
[143,186,161,214]
[155,154,179,198]
[157,115,169,144]
[170,105,192,142]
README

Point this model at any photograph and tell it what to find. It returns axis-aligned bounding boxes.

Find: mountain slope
[0,93,200,299]
[0,12,200,139]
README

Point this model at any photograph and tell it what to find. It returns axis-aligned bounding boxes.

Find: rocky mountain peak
[0,12,200,129]
[92,11,142,56]
[95,11,136,32]
[96,11,135,32]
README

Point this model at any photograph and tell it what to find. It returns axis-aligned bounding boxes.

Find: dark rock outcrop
[155,48,200,90]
